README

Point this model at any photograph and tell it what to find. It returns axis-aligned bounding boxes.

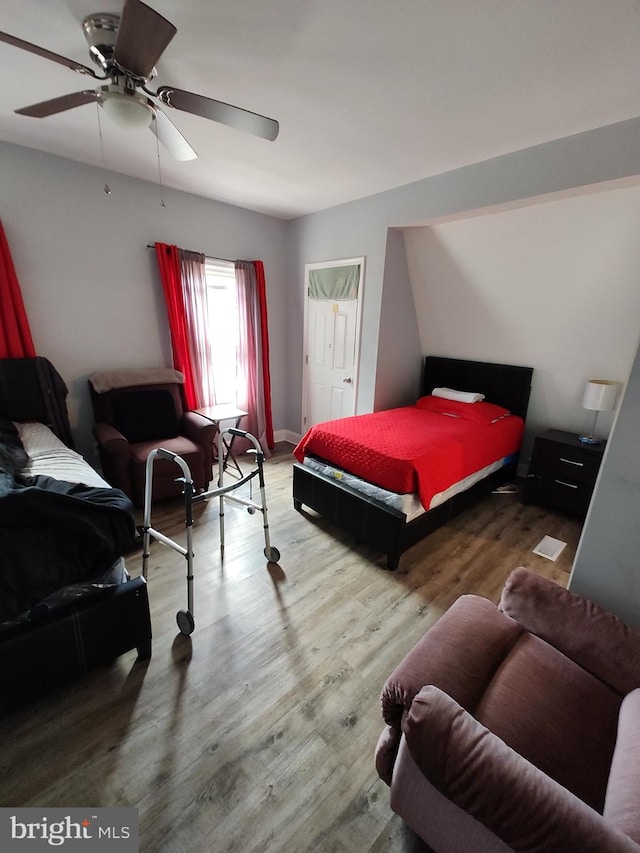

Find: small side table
[195,404,248,479]
[523,428,606,517]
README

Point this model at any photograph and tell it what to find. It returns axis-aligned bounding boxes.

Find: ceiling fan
[0,0,279,161]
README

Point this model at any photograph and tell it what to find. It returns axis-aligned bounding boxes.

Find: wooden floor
[0,444,581,852]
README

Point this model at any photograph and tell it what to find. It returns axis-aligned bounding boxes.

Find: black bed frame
[292,356,533,570]
[0,357,152,712]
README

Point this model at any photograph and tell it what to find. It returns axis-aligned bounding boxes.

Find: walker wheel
[176,610,195,635]
[264,546,280,563]
[247,507,256,515]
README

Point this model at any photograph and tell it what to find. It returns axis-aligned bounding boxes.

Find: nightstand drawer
[526,477,593,515]
[531,442,601,485]
[524,475,593,516]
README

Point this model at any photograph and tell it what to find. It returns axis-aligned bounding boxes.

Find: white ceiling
[2,0,640,220]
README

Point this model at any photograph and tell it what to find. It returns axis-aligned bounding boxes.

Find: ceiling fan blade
[114,0,177,79]
[15,90,100,118]
[155,86,279,142]
[0,31,98,77]
[151,108,197,161]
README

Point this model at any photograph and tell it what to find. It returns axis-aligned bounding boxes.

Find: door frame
[302,256,365,431]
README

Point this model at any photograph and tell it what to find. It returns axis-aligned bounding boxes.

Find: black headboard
[422,356,533,421]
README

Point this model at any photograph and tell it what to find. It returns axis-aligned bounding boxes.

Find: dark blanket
[0,474,137,623]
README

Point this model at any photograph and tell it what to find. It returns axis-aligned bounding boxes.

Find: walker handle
[157,448,180,461]
[226,428,262,457]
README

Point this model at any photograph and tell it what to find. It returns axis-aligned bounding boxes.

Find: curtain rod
[146,244,234,264]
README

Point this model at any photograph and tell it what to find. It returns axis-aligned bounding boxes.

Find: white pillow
[432,387,485,404]
[14,421,77,458]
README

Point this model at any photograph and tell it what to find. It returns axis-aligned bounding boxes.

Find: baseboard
[274,429,301,446]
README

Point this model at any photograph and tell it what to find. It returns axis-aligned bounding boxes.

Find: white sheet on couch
[15,421,109,489]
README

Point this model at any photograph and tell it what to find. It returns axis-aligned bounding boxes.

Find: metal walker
[141,427,280,635]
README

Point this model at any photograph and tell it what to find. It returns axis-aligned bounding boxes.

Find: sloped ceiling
[2,0,640,219]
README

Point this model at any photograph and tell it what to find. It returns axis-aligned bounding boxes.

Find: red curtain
[156,243,274,450]
[154,242,198,408]
[0,221,36,359]
[254,261,274,449]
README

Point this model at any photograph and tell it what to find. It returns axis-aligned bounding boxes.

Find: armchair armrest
[181,412,217,483]
[499,568,640,696]
[181,411,217,446]
[380,595,523,729]
[93,422,130,457]
[93,422,132,496]
[404,685,640,853]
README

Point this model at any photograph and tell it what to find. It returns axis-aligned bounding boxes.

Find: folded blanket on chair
[89,368,184,394]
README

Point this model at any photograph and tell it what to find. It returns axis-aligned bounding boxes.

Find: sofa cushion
[475,631,621,812]
[499,567,640,696]
[113,389,180,443]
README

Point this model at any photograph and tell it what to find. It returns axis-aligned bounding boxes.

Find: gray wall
[374,227,423,411]
[569,336,640,626]
[0,141,288,462]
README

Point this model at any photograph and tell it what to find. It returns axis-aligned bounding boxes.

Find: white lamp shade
[582,379,620,412]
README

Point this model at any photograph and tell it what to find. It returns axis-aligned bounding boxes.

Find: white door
[302,258,364,431]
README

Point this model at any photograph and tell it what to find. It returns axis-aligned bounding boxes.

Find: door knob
[343,377,352,384]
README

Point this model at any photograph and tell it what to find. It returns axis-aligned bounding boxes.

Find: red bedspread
[293,406,524,510]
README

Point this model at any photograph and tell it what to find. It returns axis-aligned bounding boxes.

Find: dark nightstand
[523,428,606,517]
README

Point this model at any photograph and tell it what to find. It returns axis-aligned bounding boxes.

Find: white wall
[402,184,640,464]
[0,142,288,462]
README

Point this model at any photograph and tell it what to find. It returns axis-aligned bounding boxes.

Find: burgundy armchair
[376,568,640,852]
[89,368,216,507]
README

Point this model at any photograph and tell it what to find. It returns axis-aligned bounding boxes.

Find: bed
[292,356,533,570]
[0,357,152,712]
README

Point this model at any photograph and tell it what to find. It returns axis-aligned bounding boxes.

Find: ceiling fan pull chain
[96,102,111,195]
[155,116,166,208]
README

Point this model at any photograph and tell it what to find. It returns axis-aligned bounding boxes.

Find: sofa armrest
[499,568,640,696]
[605,688,640,845]
[404,685,640,853]
[93,422,130,457]
[380,595,523,729]
[375,725,401,786]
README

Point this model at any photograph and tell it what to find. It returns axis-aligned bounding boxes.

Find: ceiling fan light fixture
[101,91,154,129]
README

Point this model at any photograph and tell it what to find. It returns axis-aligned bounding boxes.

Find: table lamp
[579,379,620,444]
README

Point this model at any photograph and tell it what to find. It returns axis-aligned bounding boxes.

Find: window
[204,257,237,405]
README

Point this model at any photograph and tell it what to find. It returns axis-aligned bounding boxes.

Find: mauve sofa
[376,568,640,852]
